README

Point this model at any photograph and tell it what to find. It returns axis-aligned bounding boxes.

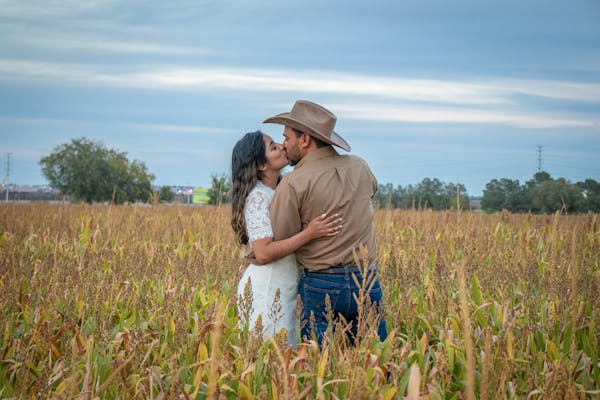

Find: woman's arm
[251,213,342,265]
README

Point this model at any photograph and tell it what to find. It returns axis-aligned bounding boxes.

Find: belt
[304,265,377,274]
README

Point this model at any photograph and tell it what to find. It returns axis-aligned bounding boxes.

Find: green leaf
[470,276,483,306]
[547,339,560,361]
[561,321,573,355]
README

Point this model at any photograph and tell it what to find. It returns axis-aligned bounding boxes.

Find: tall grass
[0,203,598,399]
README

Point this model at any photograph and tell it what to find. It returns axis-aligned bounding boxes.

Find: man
[264,100,387,345]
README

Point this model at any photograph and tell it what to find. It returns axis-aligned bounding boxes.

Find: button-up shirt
[270,146,377,271]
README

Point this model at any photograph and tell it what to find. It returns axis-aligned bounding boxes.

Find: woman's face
[262,134,288,172]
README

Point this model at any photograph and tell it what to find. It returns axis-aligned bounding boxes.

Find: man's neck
[294,146,336,169]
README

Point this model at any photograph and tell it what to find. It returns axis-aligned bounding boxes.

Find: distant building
[469,197,482,210]
[2,185,68,202]
[192,188,210,205]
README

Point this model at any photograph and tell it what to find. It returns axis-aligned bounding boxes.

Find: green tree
[529,178,584,213]
[158,185,174,203]
[411,178,465,210]
[374,179,469,210]
[528,171,552,186]
[208,174,231,205]
[398,184,416,209]
[481,178,529,212]
[373,182,397,209]
[443,182,469,210]
[111,159,154,204]
[412,178,441,209]
[577,179,600,212]
[39,137,155,204]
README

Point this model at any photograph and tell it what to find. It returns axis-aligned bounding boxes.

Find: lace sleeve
[245,189,273,243]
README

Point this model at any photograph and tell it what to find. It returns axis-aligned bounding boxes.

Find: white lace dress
[237,181,299,345]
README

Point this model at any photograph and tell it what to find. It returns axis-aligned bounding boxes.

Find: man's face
[282,126,302,166]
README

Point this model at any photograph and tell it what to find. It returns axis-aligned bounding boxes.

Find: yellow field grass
[0,204,598,399]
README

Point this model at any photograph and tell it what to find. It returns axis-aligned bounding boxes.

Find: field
[0,203,598,399]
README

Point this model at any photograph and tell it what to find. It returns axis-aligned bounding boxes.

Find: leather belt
[304,265,377,274]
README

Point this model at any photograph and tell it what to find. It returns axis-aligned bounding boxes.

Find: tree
[39,137,155,204]
[528,171,552,186]
[412,178,443,209]
[409,178,467,210]
[373,178,469,210]
[481,178,528,213]
[373,182,397,209]
[207,174,231,205]
[529,178,585,213]
[443,182,469,210]
[111,159,154,204]
[577,179,600,212]
[158,186,174,203]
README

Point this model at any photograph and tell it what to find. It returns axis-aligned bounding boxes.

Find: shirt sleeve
[361,156,378,197]
[244,189,273,243]
[270,178,302,241]
[368,164,378,197]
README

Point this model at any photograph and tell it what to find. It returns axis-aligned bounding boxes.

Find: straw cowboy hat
[263,100,351,152]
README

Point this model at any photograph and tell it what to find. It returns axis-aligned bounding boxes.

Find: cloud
[125,67,509,105]
[4,60,600,103]
[330,103,596,129]
[500,79,600,103]
[0,1,108,18]
[0,116,238,136]
[0,19,214,56]
[1,60,599,129]
[16,34,200,55]
[125,123,238,135]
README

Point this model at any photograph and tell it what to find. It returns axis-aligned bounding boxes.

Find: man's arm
[364,158,378,197]
[251,213,340,264]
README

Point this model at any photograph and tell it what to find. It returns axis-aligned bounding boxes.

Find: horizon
[2,167,593,200]
[1,1,599,196]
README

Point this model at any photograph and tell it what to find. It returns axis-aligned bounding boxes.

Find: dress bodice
[244,181,274,243]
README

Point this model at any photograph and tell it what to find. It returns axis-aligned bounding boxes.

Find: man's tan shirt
[270,146,377,271]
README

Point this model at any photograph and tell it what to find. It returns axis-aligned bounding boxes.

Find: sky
[1,0,599,196]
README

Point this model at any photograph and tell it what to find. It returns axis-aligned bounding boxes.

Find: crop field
[0,203,598,399]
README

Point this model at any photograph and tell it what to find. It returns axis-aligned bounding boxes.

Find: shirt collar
[295,146,338,170]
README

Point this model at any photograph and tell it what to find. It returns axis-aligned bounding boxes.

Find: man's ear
[300,133,311,149]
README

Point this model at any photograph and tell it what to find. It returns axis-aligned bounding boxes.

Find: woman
[231,130,341,345]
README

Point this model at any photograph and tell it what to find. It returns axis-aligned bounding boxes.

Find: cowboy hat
[263,100,351,152]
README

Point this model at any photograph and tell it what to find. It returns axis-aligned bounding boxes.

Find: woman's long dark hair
[231,131,267,245]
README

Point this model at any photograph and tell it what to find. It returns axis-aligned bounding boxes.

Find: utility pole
[4,153,10,202]
[537,145,543,172]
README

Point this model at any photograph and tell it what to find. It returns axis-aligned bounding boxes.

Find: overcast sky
[1,0,599,195]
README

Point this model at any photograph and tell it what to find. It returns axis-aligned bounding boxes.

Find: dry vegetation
[0,203,598,399]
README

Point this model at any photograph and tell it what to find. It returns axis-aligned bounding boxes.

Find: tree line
[373,172,600,213]
[481,171,600,213]
[39,138,599,213]
[372,178,469,210]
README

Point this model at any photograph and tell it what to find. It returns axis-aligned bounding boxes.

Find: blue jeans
[298,267,387,345]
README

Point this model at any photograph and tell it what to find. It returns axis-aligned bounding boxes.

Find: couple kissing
[231,100,387,346]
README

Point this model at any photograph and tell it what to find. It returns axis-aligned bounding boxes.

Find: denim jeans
[298,267,388,345]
